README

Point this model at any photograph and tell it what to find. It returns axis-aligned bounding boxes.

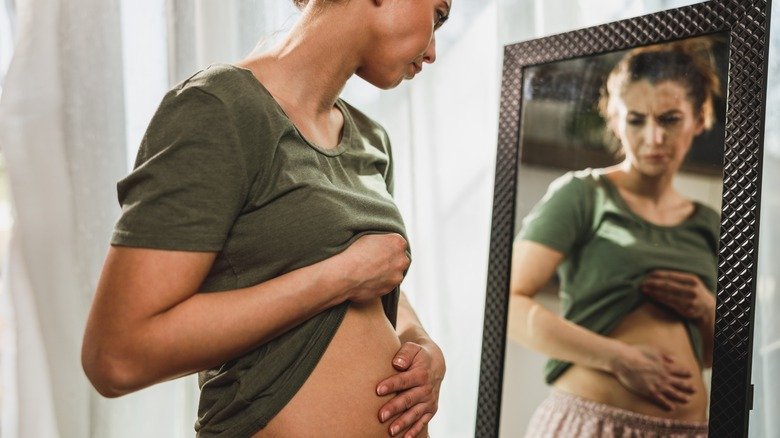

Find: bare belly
[257,299,403,437]
[552,301,709,422]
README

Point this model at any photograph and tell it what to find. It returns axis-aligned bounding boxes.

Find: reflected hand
[641,270,715,323]
[611,343,696,411]
[376,342,444,438]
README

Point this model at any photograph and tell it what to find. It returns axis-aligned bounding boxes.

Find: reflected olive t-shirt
[111,64,409,436]
[516,169,720,385]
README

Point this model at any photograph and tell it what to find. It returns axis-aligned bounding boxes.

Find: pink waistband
[546,388,709,432]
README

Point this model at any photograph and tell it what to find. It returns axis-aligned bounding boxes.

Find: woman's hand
[641,270,716,323]
[334,233,411,303]
[375,341,445,438]
[610,343,696,411]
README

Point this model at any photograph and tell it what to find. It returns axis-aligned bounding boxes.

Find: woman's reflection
[509,41,722,437]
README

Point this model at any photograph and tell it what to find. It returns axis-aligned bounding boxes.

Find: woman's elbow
[81,340,142,398]
[507,293,537,344]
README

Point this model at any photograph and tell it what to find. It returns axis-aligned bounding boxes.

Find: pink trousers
[524,388,708,438]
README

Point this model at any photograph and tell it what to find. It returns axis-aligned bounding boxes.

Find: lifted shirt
[111,64,409,437]
[516,168,719,385]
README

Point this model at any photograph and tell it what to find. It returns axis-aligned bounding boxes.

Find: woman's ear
[694,114,706,135]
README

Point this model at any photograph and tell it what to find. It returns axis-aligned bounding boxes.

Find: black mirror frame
[476,1,773,437]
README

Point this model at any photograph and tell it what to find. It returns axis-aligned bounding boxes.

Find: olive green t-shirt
[110,64,409,436]
[516,169,720,385]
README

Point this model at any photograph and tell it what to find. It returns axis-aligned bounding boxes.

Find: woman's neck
[612,161,678,206]
[237,4,367,117]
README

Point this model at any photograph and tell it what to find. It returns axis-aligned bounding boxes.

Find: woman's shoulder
[691,201,721,231]
[547,167,602,195]
[175,64,254,97]
[165,64,281,118]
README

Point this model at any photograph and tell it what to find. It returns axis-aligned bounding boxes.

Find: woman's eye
[434,10,448,30]
[627,118,644,126]
[658,116,681,126]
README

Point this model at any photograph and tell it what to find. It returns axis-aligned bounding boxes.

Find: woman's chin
[367,75,406,90]
[639,166,673,179]
[630,161,669,178]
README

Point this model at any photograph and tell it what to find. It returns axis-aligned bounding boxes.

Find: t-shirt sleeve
[516,173,592,255]
[110,86,248,252]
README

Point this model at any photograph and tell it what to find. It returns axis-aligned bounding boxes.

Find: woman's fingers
[643,284,698,318]
[665,361,693,378]
[378,384,432,423]
[662,383,691,404]
[377,342,424,396]
[650,270,698,286]
[377,367,427,396]
[387,402,433,437]
[670,376,696,394]
[643,278,694,297]
[401,412,433,438]
[651,390,675,411]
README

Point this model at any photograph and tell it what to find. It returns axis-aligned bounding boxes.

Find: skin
[82,0,450,437]
[508,79,717,421]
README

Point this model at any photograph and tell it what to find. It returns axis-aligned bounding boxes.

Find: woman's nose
[644,122,664,145]
[423,36,437,64]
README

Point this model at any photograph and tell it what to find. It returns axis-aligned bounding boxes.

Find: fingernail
[394,358,406,367]
[381,411,389,422]
[391,426,399,436]
[377,385,388,396]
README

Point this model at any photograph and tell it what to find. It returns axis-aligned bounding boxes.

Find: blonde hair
[599,37,723,131]
[292,0,345,10]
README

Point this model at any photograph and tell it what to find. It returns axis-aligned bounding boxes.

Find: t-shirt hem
[516,233,570,255]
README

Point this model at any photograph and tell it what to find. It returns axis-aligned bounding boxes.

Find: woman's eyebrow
[657,109,683,117]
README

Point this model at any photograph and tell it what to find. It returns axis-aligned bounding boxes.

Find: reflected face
[611,80,705,177]
[357,0,451,89]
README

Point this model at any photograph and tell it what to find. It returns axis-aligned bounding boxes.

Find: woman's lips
[405,64,422,80]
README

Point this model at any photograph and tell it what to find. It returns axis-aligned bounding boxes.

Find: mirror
[500,33,728,437]
[476,2,774,437]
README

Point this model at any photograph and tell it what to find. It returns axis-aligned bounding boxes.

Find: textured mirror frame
[476,1,773,437]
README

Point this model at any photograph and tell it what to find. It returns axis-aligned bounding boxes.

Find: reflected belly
[257,299,402,437]
[552,301,709,422]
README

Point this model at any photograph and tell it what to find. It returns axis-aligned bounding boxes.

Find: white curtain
[1,0,778,438]
[0,0,126,436]
[749,1,780,436]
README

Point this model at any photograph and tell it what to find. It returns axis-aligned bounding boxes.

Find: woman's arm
[508,240,625,373]
[82,233,409,398]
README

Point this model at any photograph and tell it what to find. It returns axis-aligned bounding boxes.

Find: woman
[509,40,722,437]
[81,1,450,436]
